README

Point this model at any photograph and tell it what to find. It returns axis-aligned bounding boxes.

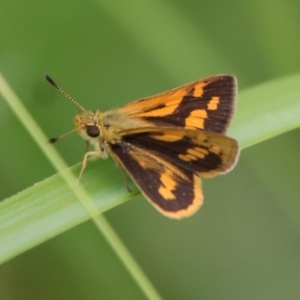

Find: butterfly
[47,74,239,219]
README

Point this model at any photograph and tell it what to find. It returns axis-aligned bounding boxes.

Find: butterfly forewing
[116,127,239,177]
[120,75,237,134]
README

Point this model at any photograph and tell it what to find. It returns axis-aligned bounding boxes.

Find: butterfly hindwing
[107,127,239,218]
[107,140,203,219]
[120,75,237,134]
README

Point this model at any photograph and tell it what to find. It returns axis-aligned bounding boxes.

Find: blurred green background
[1,0,300,299]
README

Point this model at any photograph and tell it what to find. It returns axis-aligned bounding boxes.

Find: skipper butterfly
[46,74,239,219]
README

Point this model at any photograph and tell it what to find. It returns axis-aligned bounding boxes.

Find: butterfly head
[74,110,103,142]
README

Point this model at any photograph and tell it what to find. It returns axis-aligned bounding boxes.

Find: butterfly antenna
[45,74,86,111]
[49,127,80,144]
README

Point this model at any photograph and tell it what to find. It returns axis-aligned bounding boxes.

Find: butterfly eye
[86,125,100,137]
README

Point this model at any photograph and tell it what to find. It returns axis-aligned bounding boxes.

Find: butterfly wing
[107,139,203,219]
[119,75,237,134]
[116,127,239,177]
[107,127,239,218]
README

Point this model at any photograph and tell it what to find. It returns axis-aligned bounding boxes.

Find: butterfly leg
[77,150,101,185]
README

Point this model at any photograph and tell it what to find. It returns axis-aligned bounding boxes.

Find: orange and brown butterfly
[46,74,239,219]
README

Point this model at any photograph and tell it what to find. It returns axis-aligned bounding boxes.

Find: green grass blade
[0,73,161,300]
[0,72,300,271]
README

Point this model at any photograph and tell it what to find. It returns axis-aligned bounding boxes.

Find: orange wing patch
[207,96,220,110]
[120,84,189,117]
[158,169,177,200]
[178,147,209,161]
[184,109,207,129]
